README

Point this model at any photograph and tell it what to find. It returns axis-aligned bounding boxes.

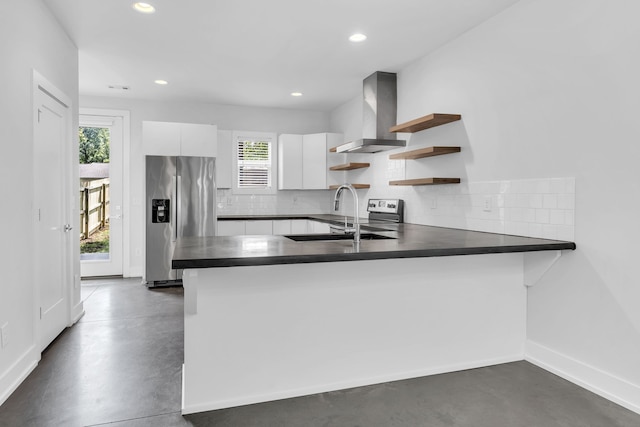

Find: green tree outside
[79,127,110,164]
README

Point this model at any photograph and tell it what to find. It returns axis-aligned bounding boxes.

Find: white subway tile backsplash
[529,223,543,238]
[220,174,575,243]
[529,194,543,208]
[565,210,575,226]
[536,180,551,194]
[535,209,550,224]
[543,194,558,209]
[523,208,536,223]
[557,194,575,209]
[402,176,575,242]
[542,224,558,240]
[549,209,565,225]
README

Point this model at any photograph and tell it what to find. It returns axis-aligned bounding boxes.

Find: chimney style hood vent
[336,71,406,154]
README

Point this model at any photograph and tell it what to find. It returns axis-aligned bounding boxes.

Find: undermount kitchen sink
[284,233,395,242]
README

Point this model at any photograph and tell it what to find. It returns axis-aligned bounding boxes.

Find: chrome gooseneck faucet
[333,183,360,246]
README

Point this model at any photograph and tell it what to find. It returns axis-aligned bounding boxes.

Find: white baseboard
[70,301,85,325]
[526,340,640,415]
[126,267,143,278]
[0,345,39,407]
[182,354,523,415]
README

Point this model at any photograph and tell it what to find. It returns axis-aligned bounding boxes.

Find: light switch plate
[483,196,492,212]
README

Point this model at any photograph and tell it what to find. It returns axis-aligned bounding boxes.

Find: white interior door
[34,81,71,351]
[79,114,123,277]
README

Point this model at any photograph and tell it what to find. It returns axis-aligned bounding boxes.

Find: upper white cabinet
[278,133,342,190]
[278,134,303,189]
[216,130,233,188]
[181,123,217,157]
[143,121,217,157]
[302,134,328,189]
[142,121,181,155]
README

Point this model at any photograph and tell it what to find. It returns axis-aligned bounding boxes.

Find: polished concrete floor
[1,278,639,426]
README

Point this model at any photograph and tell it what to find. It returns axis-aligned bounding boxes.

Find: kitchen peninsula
[174,215,575,414]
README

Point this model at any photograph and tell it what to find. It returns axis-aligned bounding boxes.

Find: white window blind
[237,137,272,189]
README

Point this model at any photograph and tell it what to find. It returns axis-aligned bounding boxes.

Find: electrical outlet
[483,196,492,212]
[1,323,9,349]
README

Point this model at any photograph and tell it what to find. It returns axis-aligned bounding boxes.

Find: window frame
[232,131,277,195]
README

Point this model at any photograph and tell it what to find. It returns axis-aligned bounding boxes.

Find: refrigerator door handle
[176,174,182,241]
[171,174,178,242]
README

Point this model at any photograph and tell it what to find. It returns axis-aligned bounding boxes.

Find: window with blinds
[237,137,272,189]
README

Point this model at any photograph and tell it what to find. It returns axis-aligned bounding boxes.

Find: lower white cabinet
[245,220,273,235]
[217,220,246,236]
[309,220,330,234]
[272,220,292,235]
[218,219,329,236]
[291,219,309,234]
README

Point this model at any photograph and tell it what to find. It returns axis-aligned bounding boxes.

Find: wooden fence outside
[80,182,110,239]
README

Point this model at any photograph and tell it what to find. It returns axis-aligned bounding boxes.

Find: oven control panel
[367,199,404,222]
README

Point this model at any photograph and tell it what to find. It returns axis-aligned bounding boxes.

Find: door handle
[64,224,73,232]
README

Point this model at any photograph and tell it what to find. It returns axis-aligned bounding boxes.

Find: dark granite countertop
[172,214,576,269]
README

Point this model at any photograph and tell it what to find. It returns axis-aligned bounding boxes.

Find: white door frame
[32,70,77,349]
[80,108,131,277]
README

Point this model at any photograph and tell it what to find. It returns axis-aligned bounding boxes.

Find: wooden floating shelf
[329,146,338,153]
[329,184,370,190]
[389,146,460,160]
[390,113,461,133]
[329,162,370,171]
[389,178,461,186]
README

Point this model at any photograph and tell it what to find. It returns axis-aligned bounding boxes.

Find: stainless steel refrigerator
[145,155,216,287]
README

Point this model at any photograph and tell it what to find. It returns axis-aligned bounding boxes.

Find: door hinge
[39,307,42,319]
[37,109,42,123]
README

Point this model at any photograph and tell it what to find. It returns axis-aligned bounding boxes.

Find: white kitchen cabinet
[142,121,181,155]
[142,121,217,157]
[216,130,233,188]
[301,134,327,189]
[272,220,292,235]
[278,134,303,189]
[217,220,246,236]
[278,133,342,190]
[308,220,330,234]
[181,123,217,157]
[291,219,309,234]
[245,220,273,235]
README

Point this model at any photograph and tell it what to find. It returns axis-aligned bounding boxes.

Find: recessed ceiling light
[133,2,155,14]
[154,80,168,85]
[291,92,303,97]
[349,33,367,43]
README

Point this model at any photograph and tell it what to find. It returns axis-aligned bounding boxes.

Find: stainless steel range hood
[336,71,406,154]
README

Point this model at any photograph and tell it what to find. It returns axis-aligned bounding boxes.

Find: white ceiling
[44,0,521,111]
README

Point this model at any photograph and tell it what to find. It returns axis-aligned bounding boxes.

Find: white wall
[331,0,640,412]
[0,0,79,404]
[80,96,333,276]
